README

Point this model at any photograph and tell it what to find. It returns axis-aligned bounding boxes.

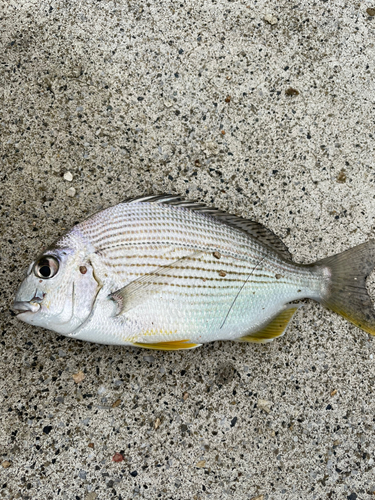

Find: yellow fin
[237,305,301,343]
[315,240,375,336]
[132,340,201,351]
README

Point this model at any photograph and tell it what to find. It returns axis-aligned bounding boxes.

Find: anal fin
[132,340,202,351]
[236,304,301,343]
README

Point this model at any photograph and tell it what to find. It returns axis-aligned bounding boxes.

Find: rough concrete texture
[1,0,375,499]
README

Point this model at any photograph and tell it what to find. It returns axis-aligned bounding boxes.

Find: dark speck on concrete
[215,363,235,386]
[347,494,357,500]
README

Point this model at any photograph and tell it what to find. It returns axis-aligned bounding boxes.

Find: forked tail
[315,240,375,335]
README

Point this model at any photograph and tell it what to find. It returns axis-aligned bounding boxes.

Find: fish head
[13,247,99,335]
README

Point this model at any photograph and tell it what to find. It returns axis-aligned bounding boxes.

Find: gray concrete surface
[1,0,375,499]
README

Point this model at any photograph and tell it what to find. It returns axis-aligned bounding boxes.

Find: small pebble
[63,171,73,182]
[72,370,85,384]
[85,493,97,500]
[213,251,221,259]
[143,355,155,363]
[183,392,189,400]
[1,461,11,468]
[112,399,121,408]
[250,496,264,500]
[219,270,226,277]
[196,460,206,468]
[367,7,375,16]
[264,14,278,25]
[204,141,218,156]
[257,399,273,414]
[67,187,76,197]
[337,169,347,183]
[112,452,124,463]
[154,418,161,430]
[330,389,337,396]
[285,87,299,96]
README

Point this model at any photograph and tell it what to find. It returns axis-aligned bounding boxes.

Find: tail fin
[316,240,375,335]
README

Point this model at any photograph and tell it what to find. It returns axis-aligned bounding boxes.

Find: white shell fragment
[257,399,273,413]
[264,14,278,25]
[64,171,73,182]
[66,187,76,197]
[72,370,85,383]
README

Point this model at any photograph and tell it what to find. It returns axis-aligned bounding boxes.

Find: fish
[13,194,375,350]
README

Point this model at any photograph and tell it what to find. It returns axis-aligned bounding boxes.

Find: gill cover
[14,248,99,335]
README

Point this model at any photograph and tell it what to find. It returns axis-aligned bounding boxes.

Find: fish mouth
[13,289,45,316]
[12,301,41,315]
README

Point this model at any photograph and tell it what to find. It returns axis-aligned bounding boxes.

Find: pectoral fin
[110,251,203,315]
[132,340,202,351]
[236,304,302,343]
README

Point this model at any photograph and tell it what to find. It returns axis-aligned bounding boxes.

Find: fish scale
[14,195,375,348]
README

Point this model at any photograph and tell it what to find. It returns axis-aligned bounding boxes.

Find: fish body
[13,195,375,349]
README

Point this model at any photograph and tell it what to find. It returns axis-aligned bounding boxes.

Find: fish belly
[123,268,316,344]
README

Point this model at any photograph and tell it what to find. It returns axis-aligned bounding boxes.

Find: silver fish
[13,195,375,350]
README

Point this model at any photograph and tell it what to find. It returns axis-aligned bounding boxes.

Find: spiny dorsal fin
[132,340,201,351]
[236,304,302,343]
[125,194,291,260]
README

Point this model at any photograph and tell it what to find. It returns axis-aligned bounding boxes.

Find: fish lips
[12,301,41,316]
[13,288,45,317]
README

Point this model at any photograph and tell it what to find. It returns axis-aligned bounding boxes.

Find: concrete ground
[1,0,375,498]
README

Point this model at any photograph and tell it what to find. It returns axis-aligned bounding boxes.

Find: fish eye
[34,256,59,279]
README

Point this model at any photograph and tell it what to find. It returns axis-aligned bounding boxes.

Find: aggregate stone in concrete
[1,1,375,499]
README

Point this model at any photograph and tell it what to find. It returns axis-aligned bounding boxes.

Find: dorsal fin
[125,194,291,260]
